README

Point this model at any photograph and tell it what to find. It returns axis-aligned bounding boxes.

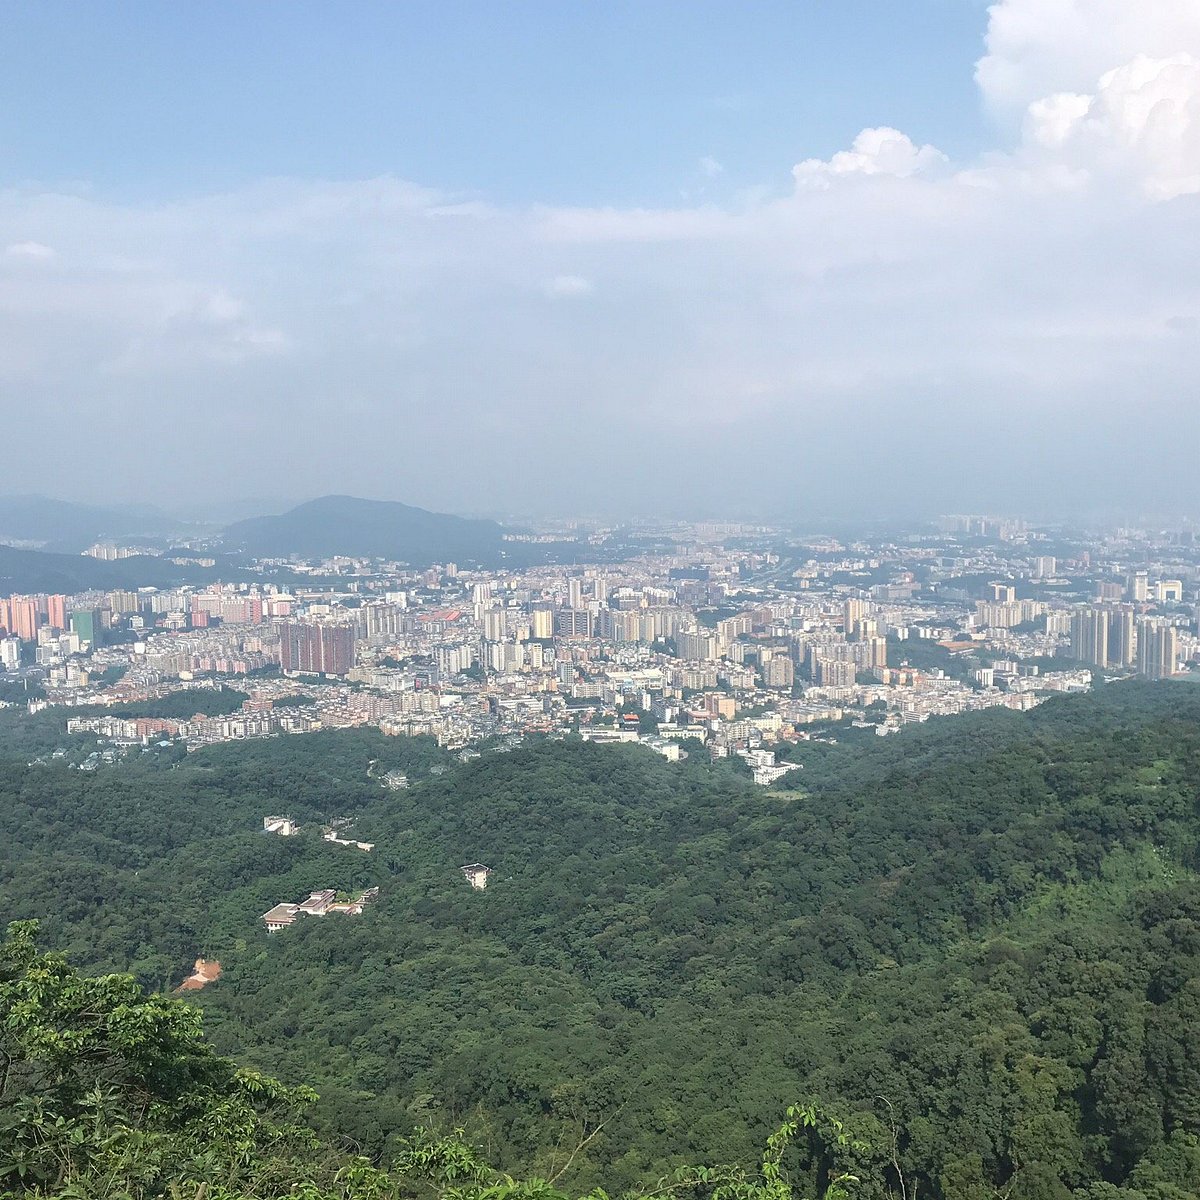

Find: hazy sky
[2,0,1200,519]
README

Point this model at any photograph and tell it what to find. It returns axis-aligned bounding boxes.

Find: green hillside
[4,683,1200,1197]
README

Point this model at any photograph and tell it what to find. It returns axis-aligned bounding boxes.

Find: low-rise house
[261,903,300,932]
[261,887,380,931]
[298,889,336,915]
[753,762,797,786]
[642,736,682,761]
[328,886,380,915]
[263,815,299,836]
[460,863,492,890]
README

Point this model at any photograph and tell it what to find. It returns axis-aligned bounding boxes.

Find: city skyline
[5,510,1199,758]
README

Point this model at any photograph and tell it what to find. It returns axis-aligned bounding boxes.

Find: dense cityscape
[3,509,1196,777]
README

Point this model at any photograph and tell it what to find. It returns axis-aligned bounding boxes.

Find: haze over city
[3,0,1200,518]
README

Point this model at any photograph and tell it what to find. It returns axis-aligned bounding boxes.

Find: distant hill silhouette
[221,495,505,564]
[0,545,221,594]
[0,495,185,553]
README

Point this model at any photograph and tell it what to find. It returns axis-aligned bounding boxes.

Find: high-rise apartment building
[358,602,406,639]
[675,630,720,661]
[279,620,355,676]
[1136,618,1177,680]
[1070,606,1109,667]
[5,596,39,641]
[46,595,68,630]
[763,655,794,689]
[1106,604,1136,667]
[815,658,856,687]
[555,609,591,639]
[605,609,640,644]
[0,636,19,672]
[70,610,98,648]
[435,643,475,677]
[191,593,264,625]
[107,590,140,615]
[976,601,1021,629]
[529,607,554,639]
[865,635,889,670]
[1045,611,1072,636]
[716,613,754,644]
[1128,571,1149,603]
[843,598,871,635]
[481,608,508,641]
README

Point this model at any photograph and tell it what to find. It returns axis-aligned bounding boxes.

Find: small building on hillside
[299,889,334,915]
[642,737,682,762]
[330,886,380,914]
[460,863,492,890]
[381,770,409,790]
[262,903,300,932]
[263,815,299,836]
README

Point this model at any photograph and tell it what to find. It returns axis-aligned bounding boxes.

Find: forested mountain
[4,682,1200,1197]
[1,928,852,1200]
[221,495,506,564]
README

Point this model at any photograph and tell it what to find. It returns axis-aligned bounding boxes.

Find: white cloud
[543,274,594,297]
[4,241,55,260]
[1025,92,1094,150]
[1022,52,1200,198]
[699,156,724,178]
[1,141,1197,511]
[101,283,290,374]
[792,127,947,186]
[977,0,1200,113]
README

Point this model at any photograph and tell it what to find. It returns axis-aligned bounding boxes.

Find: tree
[1,922,872,1200]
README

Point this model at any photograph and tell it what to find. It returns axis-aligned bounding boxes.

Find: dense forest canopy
[4,681,1200,1197]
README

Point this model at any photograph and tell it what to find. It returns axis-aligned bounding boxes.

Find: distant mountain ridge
[221,495,505,565]
[0,495,187,553]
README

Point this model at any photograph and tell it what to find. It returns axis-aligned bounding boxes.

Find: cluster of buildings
[1067,604,1179,678]
[264,814,373,850]
[6,516,1200,771]
[261,887,380,932]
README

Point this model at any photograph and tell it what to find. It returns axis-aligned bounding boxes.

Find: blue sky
[2,1,990,205]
